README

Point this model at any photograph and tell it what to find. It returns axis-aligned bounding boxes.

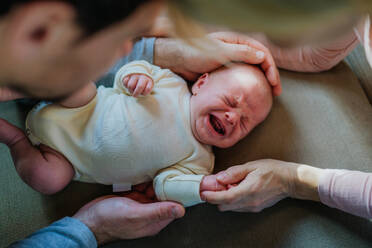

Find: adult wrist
[291,164,323,201]
[73,211,111,245]
[153,38,184,72]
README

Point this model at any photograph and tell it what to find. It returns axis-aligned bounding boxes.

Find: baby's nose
[225,111,239,125]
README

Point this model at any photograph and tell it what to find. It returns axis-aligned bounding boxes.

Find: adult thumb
[141,201,185,222]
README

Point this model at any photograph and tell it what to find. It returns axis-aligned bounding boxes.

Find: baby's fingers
[123,76,130,88]
[200,175,227,192]
[133,77,148,97]
[142,79,154,96]
[133,77,154,97]
[127,76,139,94]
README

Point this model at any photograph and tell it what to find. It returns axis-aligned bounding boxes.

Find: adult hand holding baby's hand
[201,160,301,212]
[154,32,281,96]
[200,175,227,192]
[123,74,154,97]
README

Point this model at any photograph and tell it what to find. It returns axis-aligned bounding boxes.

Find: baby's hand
[123,74,154,97]
[200,175,227,193]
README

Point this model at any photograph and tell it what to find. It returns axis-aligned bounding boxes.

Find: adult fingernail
[171,206,182,218]
[256,51,265,59]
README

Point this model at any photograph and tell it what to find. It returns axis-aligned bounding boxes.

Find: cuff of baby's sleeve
[156,174,205,207]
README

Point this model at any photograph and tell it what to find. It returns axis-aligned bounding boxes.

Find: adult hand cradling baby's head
[154,32,281,96]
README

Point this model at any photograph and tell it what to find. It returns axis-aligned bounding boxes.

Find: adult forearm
[153,38,184,73]
[249,30,358,72]
[9,217,97,248]
[292,164,372,219]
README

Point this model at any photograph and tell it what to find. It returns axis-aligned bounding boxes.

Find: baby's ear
[192,73,209,95]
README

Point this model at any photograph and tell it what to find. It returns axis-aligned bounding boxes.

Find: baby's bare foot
[0,119,26,147]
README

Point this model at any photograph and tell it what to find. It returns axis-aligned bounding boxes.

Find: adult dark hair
[0,0,149,35]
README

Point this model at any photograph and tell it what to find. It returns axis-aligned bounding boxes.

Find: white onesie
[26,60,215,207]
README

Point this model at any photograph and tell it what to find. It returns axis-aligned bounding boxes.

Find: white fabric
[354,15,372,68]
[26,60,214,207]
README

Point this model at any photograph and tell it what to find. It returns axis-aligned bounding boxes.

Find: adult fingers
[220,42,265,65]
[219,42,281,95]
[210,31,267,62]
[200,175,227,191]
[210,32,281,95]
[201,188,239,205]
[260,54,282,96]
[216,164,257,185]
[220,197,281,213]
[218,203,248,212]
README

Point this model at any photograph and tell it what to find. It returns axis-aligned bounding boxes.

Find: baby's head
[190,63,273,148]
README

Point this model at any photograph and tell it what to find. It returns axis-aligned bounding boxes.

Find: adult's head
[0,0,163,100]
[169,0,372,46]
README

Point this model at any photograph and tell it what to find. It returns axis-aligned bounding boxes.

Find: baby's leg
[0,119,74,194]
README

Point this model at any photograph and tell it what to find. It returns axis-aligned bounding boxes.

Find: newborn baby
[0,60,273,207]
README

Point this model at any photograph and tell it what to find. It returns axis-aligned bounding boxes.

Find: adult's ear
[191,73,209,95]
[5,1,77,62]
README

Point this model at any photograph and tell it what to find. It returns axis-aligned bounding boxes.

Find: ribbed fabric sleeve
[9,217,97,248]
[318,169,372,219]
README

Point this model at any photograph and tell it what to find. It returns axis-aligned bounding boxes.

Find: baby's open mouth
[210,114,225,136]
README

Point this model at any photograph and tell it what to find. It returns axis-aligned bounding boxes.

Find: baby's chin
[212,141,235,149]
[192,120,236,148]
[200,138,236,148]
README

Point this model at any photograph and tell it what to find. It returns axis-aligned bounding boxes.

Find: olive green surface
[1,57,371,247]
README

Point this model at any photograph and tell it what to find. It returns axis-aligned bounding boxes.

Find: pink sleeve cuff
[318,169,372,219]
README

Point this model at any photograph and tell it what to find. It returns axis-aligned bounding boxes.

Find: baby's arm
[154,164,226,207]
[0,119,74,194]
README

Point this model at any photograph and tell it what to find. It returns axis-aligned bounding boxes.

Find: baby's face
[190,64,273,148]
